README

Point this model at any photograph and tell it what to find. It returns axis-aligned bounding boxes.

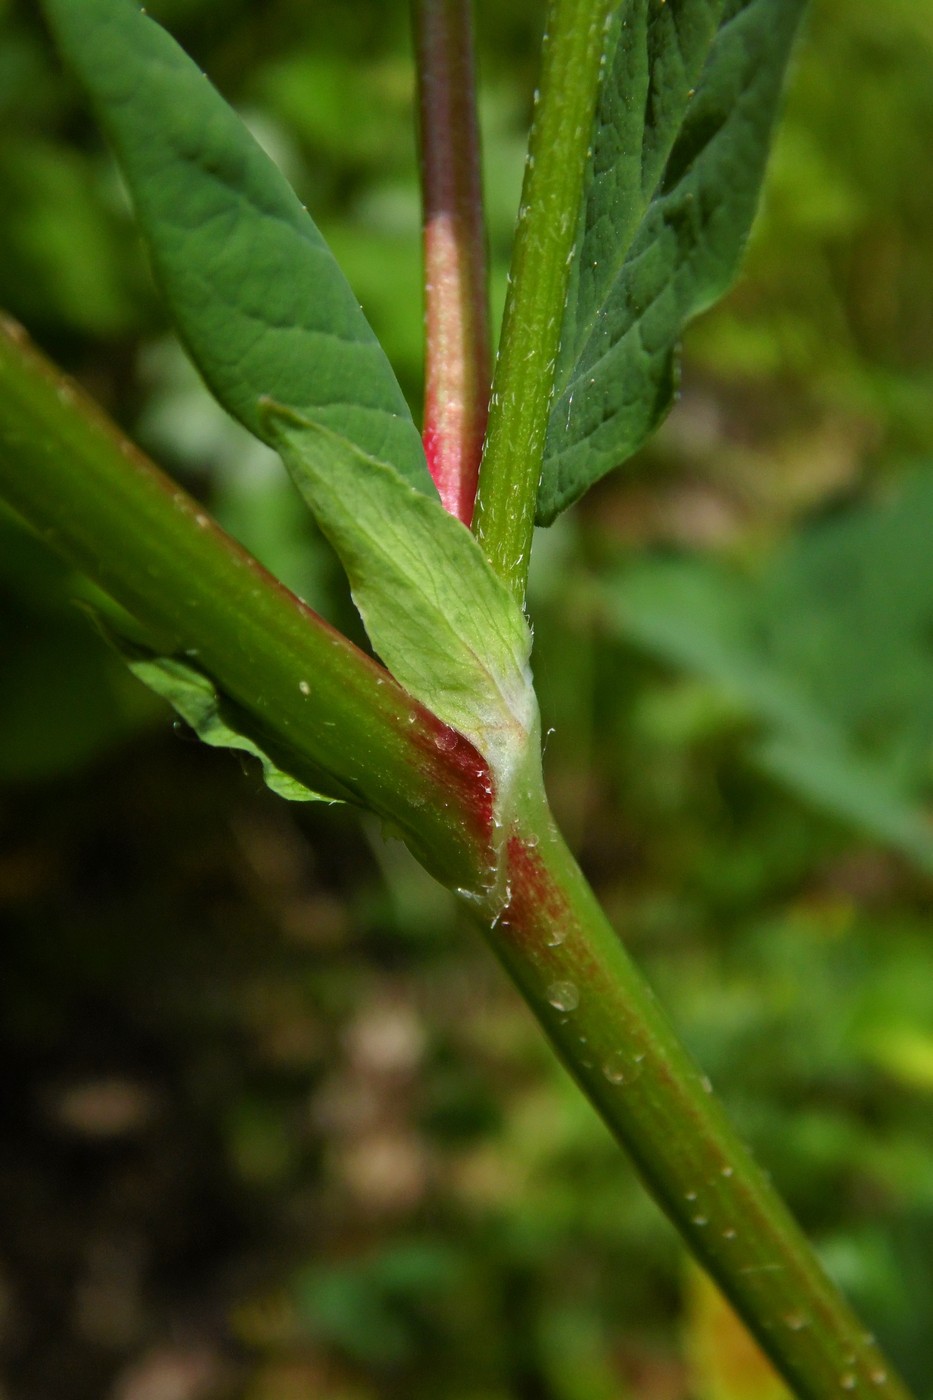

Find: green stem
[412,0,491,527]
[473,0,612,602]
[474,791,912,1400]
[0,316,493,891]
[0,320,910,1399]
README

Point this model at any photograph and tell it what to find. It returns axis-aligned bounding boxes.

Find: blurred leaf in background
[600,468,933,874]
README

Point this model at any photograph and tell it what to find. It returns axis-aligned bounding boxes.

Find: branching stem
[473,0,613,603]
[0,317,494,892]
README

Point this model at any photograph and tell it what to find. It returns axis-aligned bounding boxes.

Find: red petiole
[412,0,491,526]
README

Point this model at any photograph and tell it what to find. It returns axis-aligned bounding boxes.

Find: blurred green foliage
[0,0,931,1397]
[601,470,933,873]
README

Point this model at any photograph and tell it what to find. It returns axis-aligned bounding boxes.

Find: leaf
[538,0,807,523]
[40,0,433,492]
[601,472,933,875]
[125,648,339,805]
[755,733,933,877]
[265,405,538,810]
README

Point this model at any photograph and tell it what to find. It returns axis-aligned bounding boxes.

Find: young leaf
[265,406,539,822]
[40,0,433,493]
[538,0,807,523]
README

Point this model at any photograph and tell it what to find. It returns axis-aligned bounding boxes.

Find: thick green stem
[464,791,913,1397]
[473,0,612,602]
[0,316,493,891]
[413,0,491,527]
[468,789,912,1399]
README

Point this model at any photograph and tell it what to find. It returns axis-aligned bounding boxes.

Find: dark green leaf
[538,0,807,523]
[40,0,434,492]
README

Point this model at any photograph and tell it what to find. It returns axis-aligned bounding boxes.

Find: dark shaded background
[1,1,932,1396]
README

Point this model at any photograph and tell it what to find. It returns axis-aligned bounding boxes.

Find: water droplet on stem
[546,981,579,1012]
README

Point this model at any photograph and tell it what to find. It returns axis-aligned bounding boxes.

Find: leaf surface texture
[539,0,807,522]
[42,0,433,492]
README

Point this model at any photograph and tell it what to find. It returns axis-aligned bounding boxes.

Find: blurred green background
[1,1,932,1397]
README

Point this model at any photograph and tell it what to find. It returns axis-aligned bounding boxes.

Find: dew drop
[298,680,310,696]
[546,981,579,1012]
[722,1227,737,1240]
[870,1371,887,1387]
[685,1191,698,1202]
[840,1376,857,1392]
[721,1165,734,1178]
[783,1313,807,1332]
[692,1215,708,1227]
[545,928,565,948]
[602,1052,628,1084]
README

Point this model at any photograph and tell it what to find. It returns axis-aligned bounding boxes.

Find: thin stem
[412,0,491,526]
[473,0,612,602]
[0,316,494,892]
[474,793,913,1400]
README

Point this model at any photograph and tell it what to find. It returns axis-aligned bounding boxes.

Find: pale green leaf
[126,649,340,805]
[265,406,538,808]
[539,0,807,523]
[40,0,433,492]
